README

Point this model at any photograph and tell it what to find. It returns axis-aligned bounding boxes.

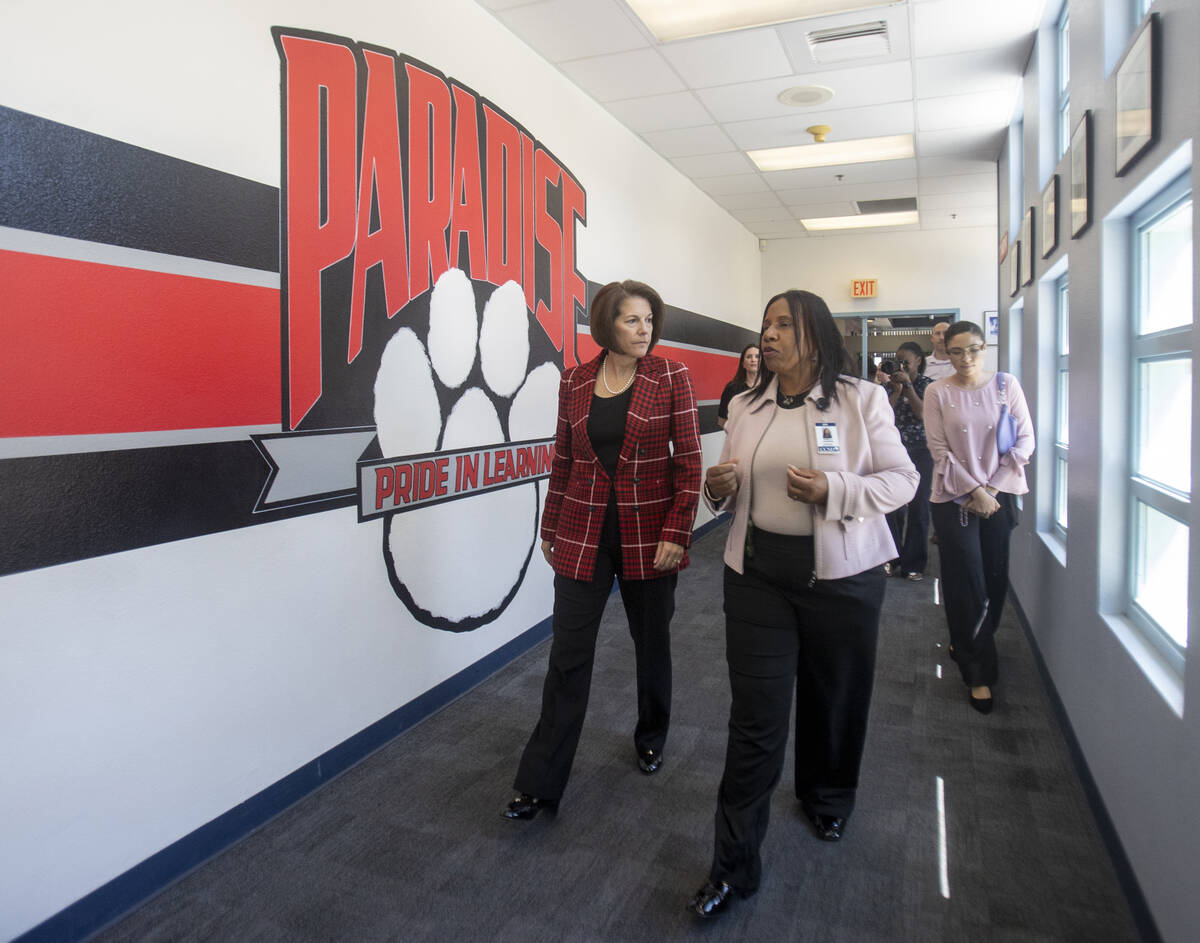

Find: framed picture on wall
[1115,13,1159,177]
[1041,175,1058,258]
[1070,110,1092,238]
[1020,206,1034,286]
[1008,241,1021,297]
[985,310,999,344]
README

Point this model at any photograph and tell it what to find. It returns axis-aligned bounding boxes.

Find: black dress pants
[710,531,885,893]
[886,446,933,574]
[930,494,1017,687]
[514,526,676,801]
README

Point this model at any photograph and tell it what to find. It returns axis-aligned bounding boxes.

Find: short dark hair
[748,289,854,405]
[945,320,985,345]
[589,280,664,352]
[896,341,927,375]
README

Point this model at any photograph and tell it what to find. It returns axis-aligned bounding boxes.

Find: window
[1128,174,1191,666]
[1135,0,1152,21]
[1057,5,1070,159]
[1053,274,1069,534]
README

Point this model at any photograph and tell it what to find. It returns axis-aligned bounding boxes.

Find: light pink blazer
[704,376,919,580]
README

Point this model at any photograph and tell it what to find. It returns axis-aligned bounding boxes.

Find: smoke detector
[806,125,832,143]
[777,85,835,108]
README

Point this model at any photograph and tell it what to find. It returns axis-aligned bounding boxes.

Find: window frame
[1057,5,1071,160]
[1052,274,1070,536]
[1125,172,1192,670]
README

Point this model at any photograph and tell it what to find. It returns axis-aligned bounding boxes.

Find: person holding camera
[884,342,934,580]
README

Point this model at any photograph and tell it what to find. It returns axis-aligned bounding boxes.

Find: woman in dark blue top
[885,341,933,580]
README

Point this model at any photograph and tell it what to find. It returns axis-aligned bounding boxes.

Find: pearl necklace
[602,356,636,395]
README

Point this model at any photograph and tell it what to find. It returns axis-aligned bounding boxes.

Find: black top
[588,387,633,479]
[718,379,754,420]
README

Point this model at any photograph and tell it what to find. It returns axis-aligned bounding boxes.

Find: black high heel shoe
[500,793,558,820]
[968,688,994,714]
[637,748,663,774]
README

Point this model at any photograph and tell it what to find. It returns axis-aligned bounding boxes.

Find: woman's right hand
[541,539,554,566]
[705,459,740,500]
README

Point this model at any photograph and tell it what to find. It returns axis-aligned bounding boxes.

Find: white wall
[999,2,1200,941]
[0,1,760,937]
[760,225,998,324]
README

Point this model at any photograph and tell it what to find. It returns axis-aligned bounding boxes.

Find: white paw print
[373,269,560,631]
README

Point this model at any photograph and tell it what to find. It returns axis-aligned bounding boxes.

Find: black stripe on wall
[0,106,279,272]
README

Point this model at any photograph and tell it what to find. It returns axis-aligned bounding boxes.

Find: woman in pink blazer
[502,279,701,821]
[688,290,917,918]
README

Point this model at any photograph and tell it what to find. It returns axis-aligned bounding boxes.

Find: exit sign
[851,279,878,298]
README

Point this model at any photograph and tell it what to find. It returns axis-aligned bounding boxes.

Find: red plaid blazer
[540,352,702,581]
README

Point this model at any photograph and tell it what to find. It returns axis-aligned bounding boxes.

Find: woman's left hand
[653,540,686,571]
[786,466,828,505]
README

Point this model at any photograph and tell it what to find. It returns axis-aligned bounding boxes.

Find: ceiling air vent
[856,197,918,215]
[806,20,890,64]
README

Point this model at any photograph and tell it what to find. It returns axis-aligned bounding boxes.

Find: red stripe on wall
[575,333,739,400]
[0,250,281,436]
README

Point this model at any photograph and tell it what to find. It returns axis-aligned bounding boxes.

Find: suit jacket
[540,352,702,581]
[705,375,918,581]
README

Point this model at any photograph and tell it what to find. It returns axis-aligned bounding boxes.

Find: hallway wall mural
[0,27,750,632]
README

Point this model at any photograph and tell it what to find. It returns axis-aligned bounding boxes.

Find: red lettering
[449,85,486,280]
[484,106,522,288]
[460,451,479,489]
[407,63,453,297]
[279,35,358,428]
[561,172,586,370]
[349,49,411,366]
[375,466,395,509]
[394,464,413,503]
[535,150,563,356]
[538,443,554,472]
[434,457,450,496]
[521,132,536,314]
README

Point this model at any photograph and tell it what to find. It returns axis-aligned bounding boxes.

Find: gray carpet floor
[93,523,1140,942]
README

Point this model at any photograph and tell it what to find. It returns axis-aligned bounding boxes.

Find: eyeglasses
[947,344,986,359]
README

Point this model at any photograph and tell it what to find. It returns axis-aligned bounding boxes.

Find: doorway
[834,309,958,379]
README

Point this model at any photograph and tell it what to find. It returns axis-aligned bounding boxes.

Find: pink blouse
[923,373,1035,503]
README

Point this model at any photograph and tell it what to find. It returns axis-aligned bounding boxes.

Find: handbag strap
[996,372,1008,405]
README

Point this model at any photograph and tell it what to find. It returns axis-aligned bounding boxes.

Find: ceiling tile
[919,172,997,195]
[731,206,796,222]
[695,174,771,196]
[642,124,736,158]
[912,0,1042,58]
[918,190,996,210]
[917,88,1019,132]
[725,101,913,150]
[919,205,998,228]
[604,91,713,132]
[914,42,1027,99]
[917,126,1006,159]
[775,179,919,205]
[713,191,787,211]
[918,154,999,178]
[497,0,648,61]
[559,49,684,102]
[476,0,542,10]
[783,201,858,217]
[696,61,913,124]
[671,152,758,176]
[658,27,792,88]
[764,158,918,191]
[752,221,811,237]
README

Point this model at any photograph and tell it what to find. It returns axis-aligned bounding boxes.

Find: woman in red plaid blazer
[502,279,701,820]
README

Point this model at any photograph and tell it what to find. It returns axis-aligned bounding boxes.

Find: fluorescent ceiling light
[625,0,902,43]
[748,134,914,172]
[801,210,919,231]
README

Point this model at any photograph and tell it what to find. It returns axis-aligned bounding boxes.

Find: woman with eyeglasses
[924,321,1035,714]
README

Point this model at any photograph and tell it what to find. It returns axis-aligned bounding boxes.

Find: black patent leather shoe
[802,805,846,841]
[637,748,664,775]
[687,881,738,918]
[500,793,558,820]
